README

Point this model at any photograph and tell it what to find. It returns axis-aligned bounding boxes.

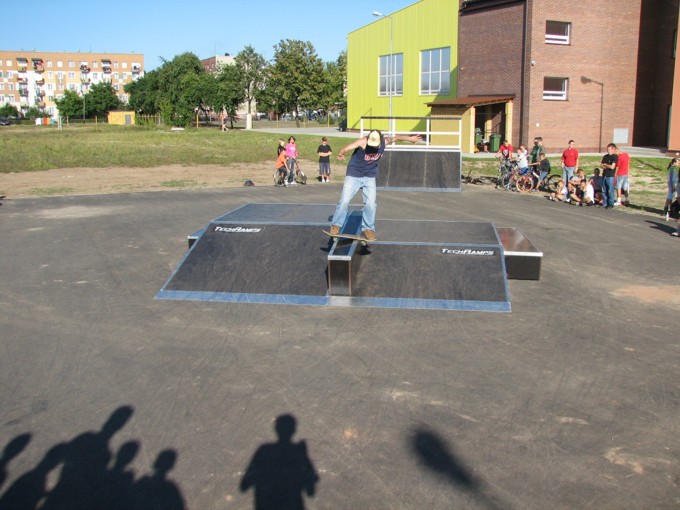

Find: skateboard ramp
[156,204,511,311]
[376,149,461,191]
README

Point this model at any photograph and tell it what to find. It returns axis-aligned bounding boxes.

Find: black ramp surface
[159,223,330,303]
[347,244,508,310]
[376,150,461,191]
[213,203,340,224]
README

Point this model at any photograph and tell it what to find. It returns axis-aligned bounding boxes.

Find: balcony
[81,76,91,84]
[102,66,112,73]
[17,77,28,84]
[19,89,29,97]
[80,64,91,73]
[35,77,44,85]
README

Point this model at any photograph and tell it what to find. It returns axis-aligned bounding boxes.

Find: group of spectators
[497,138,630,208]
[274,136,333,186]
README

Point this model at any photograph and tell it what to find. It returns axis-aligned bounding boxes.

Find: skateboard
[322,230,370,244]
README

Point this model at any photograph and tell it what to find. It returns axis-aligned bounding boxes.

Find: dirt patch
[0,159,326,198]
[612,286,680,307]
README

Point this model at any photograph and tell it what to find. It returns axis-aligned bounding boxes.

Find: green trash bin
[475,129,483,146]
[489,134,501,152]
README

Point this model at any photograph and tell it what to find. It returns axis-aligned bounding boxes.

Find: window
[68,61,75,68]
[543,77,568,100]
[68,72,75,79]
[420,47,451,95]
[57,61,63,68]
[545,20,571,45]
[47,61,53,67]
[379,53,403,96]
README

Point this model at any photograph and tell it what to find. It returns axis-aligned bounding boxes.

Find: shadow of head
[274,414,297,443]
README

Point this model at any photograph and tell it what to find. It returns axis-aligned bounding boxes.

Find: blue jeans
[563,166,575,193]
[286,158,296,183]
[602,176,615,207]
[331,176,377,232]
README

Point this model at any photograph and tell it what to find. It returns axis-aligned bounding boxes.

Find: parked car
[0,118,10,126]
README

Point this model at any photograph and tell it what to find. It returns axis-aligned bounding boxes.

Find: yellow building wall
[107,111,135,125]
[347,0,458,131]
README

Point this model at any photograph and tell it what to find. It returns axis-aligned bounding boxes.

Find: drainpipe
[519,0,529,144]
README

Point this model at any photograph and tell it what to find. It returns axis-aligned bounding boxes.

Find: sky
[4,0,416,70]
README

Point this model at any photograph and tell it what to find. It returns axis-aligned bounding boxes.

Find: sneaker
[672,231,680,237]
[615,200,621,206]
[565,198,571,204]
[362,230,377,242]
[329,225,340,236]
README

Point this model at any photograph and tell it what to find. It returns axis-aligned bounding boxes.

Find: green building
[346,0,458,135]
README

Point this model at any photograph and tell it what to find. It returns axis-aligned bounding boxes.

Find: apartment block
[0,51,144,117]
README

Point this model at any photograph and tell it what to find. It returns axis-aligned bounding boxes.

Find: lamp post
[581,76,604,152]
[372,11,393,128]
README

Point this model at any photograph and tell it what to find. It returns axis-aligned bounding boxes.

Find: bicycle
[515,168,561,193]
[464,168,493,185]
[496,159,520,190]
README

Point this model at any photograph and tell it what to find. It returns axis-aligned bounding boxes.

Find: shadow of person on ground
[0,433,31,489]
[0,405,186,510]
[240,414,319,510]
[134,449,186,510]
[411,427,509,510]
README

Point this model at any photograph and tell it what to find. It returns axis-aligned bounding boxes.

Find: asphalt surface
[1,182,679,509]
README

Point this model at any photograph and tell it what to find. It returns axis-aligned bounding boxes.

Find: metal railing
[359,116,463,150]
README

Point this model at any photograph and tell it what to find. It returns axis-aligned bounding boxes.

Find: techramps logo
[441,248,495,256]
[214,226,262,233]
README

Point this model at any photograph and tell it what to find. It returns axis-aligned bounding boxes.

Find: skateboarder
[329,129,422,241]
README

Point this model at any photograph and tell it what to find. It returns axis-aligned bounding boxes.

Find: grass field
[0,123,672,214]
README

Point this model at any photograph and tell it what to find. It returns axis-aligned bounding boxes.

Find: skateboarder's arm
[337,139,366,160]
[386,134,423,144]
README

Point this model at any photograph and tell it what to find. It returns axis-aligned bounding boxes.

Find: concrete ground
[1,182,679,509]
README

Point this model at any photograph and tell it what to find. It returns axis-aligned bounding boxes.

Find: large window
[545,20,571,45]
[420,47,451,95]
[543,77,568,100]
[379,53,403,96]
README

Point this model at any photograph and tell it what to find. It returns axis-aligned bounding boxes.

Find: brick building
[429,0,679,152]
[0,50,144,118]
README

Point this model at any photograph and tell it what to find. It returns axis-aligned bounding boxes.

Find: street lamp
[581,76,604,152]
[372,11,394,126]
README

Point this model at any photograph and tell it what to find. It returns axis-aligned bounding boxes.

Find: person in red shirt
[615,147,630,206]
[496,139,514,162]
[561,140,579,190]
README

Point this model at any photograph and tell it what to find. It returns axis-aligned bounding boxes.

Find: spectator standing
[317,137,333,183]
[600,143,619,209]
[664,157,680,220]
[285,136,299,185]
[615,147,630,206]
[561,140,579,190]
[530,137,544,165]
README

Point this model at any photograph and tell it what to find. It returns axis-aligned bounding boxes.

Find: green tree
[23,106,48,119]
[85,81,123,118]
[267,39,325,124]
[0,104,20,118]
[214,63,246,128]
[124,70,159,114]
[155,52,207,127]
[55,89,84,118]
[320,51,347,115]
[234,45,267,115]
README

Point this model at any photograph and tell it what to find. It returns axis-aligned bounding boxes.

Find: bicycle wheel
[499,171,512,190]
[516,175,534,193]
[544,174,561,193]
